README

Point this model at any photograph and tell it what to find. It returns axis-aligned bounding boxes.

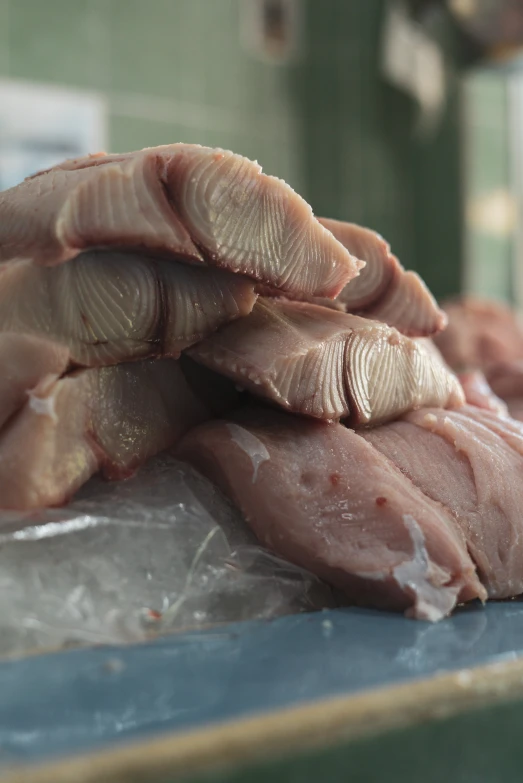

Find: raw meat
[0,145,362,298]
[0,359,209,510]
[0,333,69,429]
[0,251,257,366]
[317,218,447,337]
[176,407,485,621]
[435,297,523,371]
[463,405,523,456]
[485,360,523,400]
[188,298,464,424]
[363,407,523,599]
[458,370,508,416]
[434,297,523,421]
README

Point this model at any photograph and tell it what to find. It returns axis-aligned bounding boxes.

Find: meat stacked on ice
[1,142,519,622]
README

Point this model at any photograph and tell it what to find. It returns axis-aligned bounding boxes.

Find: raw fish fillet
[188,298,464,424]
[316,218,446,336]
[458,370,508,416]
[0,359,209,510]
[364,407,523,599]
[176,407,485,621]
[0,145,361,298]
[435,297,523,371]
[0,252,257,366]
[0,333,69,429]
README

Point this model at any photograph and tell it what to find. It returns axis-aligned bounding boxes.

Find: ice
[0,456,334,657]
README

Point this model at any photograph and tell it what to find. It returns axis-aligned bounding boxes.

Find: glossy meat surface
[0,145,361,299]
[317,218,446,337]
[189,298,464,424]
[0,252,256,366]
[0,359,209,509]
[176,406,485,620]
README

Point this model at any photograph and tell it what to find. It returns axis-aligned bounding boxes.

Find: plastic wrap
[0,456,334,657]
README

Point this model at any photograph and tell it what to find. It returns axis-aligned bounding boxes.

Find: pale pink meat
[0,333,69,429]
[176,407,485,621]
[316,218,447,336]
[0,251,257,366]
[463,405,523,455]
[0,359,209,510]
[188,298,464,424]
[0,145,361,299]
[435,297,523,371]
[364,407,523,599]
[458,370,508,416]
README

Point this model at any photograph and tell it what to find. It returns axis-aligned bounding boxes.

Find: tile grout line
[109,89,293,142]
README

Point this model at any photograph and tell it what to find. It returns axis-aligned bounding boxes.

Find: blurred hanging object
[240,0,302,63]
[448,0,523,59]
[381,1,447,137]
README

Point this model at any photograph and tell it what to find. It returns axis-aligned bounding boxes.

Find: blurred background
[0,0,522,304]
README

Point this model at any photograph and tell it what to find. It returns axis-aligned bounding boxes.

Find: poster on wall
[0,79,107,191]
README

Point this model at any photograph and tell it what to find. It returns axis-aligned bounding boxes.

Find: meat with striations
[316,218,447,337]
[188,297,464,424]
[0,251,257,366]
[0,145,362,299]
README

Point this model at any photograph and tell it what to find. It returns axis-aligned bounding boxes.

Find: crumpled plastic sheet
[0,456,335,657]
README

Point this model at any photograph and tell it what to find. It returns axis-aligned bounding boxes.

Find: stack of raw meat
[2,144,523,622]
[435,297,523,420]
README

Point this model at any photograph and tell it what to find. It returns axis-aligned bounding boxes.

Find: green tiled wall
[0,0,464,299]
[0,0,304,191]
[296,0,464,299]
[463,69,514,303]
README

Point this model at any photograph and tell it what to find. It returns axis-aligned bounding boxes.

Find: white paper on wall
[0,79,107,191]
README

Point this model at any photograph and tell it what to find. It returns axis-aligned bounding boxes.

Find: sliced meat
[458,370,508,416]
[0,252,256,366]
[462,405,523,455]
[317,219,446,337]
[486,360,523,400]
[480,360,523,421]
[506,398,523,421]
[188,298,464,424]
[0,145,362,298]
[176,407,485,621]
[0,333,69,429]
[0,359,209,510]
[435,297,523,371]
[363,407,523,599]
